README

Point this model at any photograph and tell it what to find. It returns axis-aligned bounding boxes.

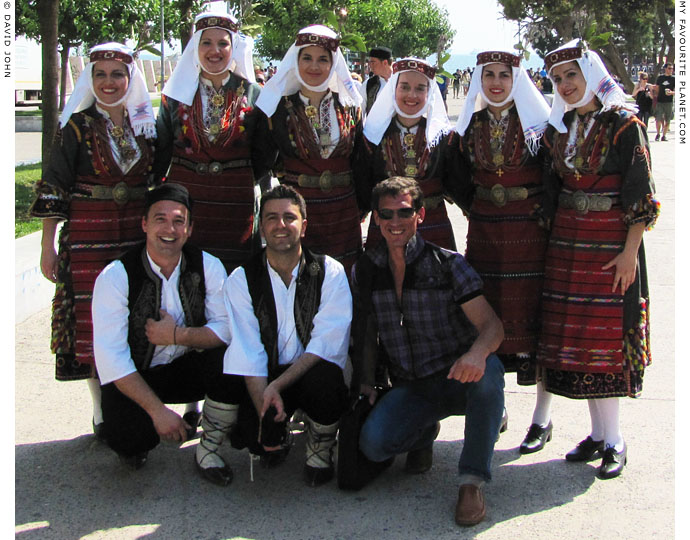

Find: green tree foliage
[497,0,674,91]
[250,0,454,61]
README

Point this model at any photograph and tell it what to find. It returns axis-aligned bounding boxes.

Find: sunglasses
[377,207,417,220]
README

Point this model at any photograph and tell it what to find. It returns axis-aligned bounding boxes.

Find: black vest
[243,248,326,380]
[121,243,207,371]
[366,76,381,113]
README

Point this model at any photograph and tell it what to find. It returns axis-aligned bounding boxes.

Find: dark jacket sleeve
[442,131,474,213]
[152,94,175,184]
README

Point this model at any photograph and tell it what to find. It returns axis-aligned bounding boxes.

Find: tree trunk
[176,0,196,51]
[656,0,674,64]
[59,43,70,111]
[37,0,60,174]
[599,42,633,93]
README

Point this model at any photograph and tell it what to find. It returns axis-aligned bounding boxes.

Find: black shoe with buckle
[195,458,234,486]
[304,463,334,486]
[598,443,627,479]
[118,451,148,471]
[519,421,553,454]
[565,436,605,462]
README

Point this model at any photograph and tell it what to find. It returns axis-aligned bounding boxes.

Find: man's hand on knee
[261,383,286,422]
[448,352,486,383]
[151,406,190,442]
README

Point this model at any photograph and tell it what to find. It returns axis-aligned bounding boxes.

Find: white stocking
[530,381,554,427]
[593,397,624,450]
[587,399,605,441]
[86,377,103,425]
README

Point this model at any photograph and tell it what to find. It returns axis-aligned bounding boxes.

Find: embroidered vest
[243,248,326,380]
[121,243,207,371]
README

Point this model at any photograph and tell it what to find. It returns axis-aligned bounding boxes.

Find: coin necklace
[305,95,334,158]
[488,112,510,174]
[108,122,137,162]
[400,122,419,177]
[203,82,229,142]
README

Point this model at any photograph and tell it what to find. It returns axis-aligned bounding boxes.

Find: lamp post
[160,0,165,91]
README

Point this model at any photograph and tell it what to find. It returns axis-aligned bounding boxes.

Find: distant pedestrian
[632,72,654,126]
[653,63,675,141]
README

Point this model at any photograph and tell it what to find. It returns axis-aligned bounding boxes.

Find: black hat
[369,46,392,60]
[144,183,193,213]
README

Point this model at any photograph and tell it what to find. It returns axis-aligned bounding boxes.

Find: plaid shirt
[352,233,483,382]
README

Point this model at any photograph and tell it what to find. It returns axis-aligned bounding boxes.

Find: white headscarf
[363,58,450,148]
[545,40,636,133]
[255,25,362,117]
[162,11,256,106]
[454,51,550,156]
[59,42,156,139]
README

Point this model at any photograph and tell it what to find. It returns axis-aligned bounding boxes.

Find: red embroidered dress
[355,118,456,252]
[260,92,362,275]
[30,106,153,380]
[538,107,659,398]
[456,106,549,374]
[155,73,263,272]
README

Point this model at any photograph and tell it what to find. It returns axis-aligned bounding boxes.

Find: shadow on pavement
[15,433,595,539]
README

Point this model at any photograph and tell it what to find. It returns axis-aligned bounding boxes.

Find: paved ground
[14,94,677,539]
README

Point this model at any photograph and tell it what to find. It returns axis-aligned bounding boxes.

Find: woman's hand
[602,250,637,294]
[40,246,59,283]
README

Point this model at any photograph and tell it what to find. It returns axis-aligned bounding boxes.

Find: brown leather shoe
[455,484,486,526]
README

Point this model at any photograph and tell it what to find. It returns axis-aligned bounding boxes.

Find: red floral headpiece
[476,51,521,68]
[393,59,436,80]
[90,49,133,65]
[295,32,340,52]
[195,15,240,34]
[545,46,583,72]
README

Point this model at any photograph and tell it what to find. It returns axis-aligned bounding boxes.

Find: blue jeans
[359,354,505,481]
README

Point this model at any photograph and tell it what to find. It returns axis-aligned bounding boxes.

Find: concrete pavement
[14,94,676,539]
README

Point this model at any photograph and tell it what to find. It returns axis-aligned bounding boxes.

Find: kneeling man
[93,183,242,486]
[223,185,351,486]
[351,177,505,526]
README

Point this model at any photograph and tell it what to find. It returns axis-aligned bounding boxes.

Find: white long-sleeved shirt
[93,250,230,385]
[223,255,352,378]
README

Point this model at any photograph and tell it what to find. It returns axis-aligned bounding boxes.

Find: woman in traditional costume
[529,41,659,479]
[355,57,455,250]
[155,11,263,273]
[254,25,363,274]
[31,43,156,437]
[451,51,551,450]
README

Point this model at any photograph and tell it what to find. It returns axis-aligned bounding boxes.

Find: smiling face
[481,63,513,104]
[395,71,429,116]
[551,61,587,105]
[374,192,425,249]
[92,60,129,105]
[142,200,193,264]
[198,28,233,75]
[298,45,333,87]
[260,198,307,255]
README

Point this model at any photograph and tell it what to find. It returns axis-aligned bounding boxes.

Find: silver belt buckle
[112,181,130,205]
[490,184,507,207]
[209,161,223,175]
[195,162,209,174]
[590,195,612,212]
[572,190,589,214]
[319,170,333,192]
